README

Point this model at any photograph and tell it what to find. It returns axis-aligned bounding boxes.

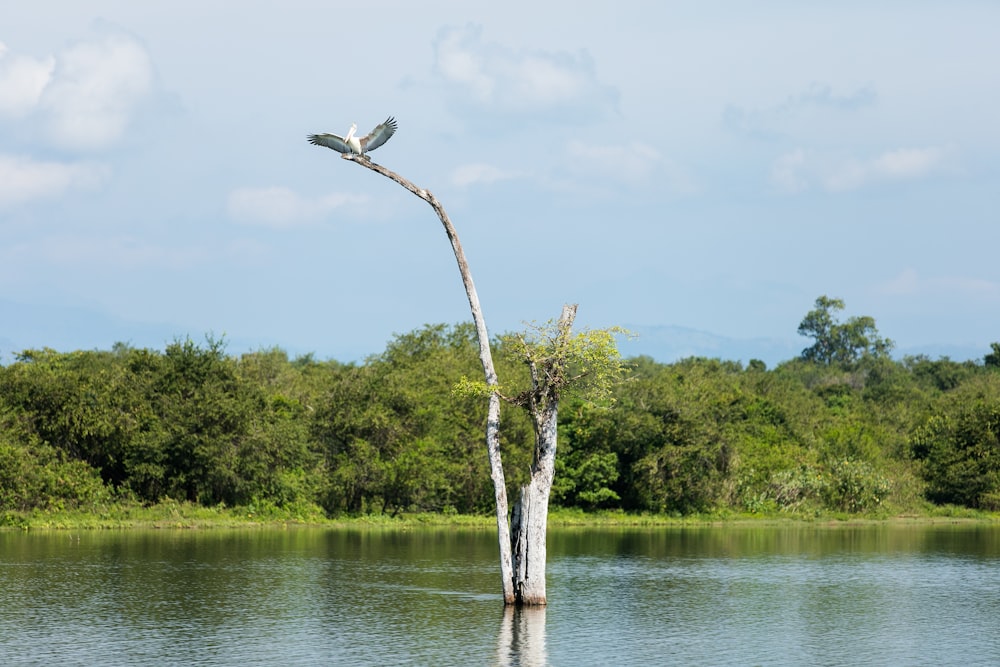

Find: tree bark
[341,154,515,604]
[509,303,577,605]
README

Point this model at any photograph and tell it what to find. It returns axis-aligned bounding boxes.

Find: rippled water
[1,524,998,666]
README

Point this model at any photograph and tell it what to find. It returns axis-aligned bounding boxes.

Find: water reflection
[1,524,998,666]
[495,606,547,667]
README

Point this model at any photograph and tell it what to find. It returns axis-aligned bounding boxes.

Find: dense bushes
[1,327,999,517]
[910,374,1000,510]
[0,436,110,512]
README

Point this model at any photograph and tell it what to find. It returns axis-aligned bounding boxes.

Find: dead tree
[337,155,618,605]
[340,153,515,603]
[505,304,577,605]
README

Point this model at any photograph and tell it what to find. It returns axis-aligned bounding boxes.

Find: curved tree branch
[341,153,515,604]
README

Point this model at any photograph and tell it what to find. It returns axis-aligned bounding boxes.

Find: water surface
[2,524,998,665]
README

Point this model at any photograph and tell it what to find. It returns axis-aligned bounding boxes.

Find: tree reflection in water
[495,606,547,666]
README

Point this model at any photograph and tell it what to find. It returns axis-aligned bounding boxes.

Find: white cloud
[0,41,55,117]
[227,187,368,228]
[566,140,663,184]
[513,54,590,107]
[770,148,808,193]
[42,236,204,269]
[432,24,617,119]
[824,146,951,192]
[451,163,521,187]
[40,33,154,150]
[0,32,154,151]
[871,147,947,179]
[725,83,877,139]
[0,235,266,273]
[0,154,109,208]
[879,268,1000,301]
[435,27,494,103]
[770,145,954,193]
[880,268,922,295]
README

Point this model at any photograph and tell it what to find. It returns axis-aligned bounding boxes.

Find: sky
[2,1,999,366]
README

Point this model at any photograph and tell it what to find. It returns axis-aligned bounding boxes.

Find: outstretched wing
[307,133,350,153]
[360,117,397,153]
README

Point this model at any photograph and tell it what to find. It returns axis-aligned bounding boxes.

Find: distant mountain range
[621,325,989,368]
[619,325,801,368]
[0,300,248,362]
[1,300,988,367]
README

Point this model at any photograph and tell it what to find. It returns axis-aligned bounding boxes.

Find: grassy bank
[3,500,998,531]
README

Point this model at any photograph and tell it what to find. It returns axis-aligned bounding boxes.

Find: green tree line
[2,298,999,518]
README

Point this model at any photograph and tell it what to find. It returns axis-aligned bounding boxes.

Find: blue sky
[2,2,998,366]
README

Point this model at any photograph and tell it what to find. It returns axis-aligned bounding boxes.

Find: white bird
[308,117,398,157]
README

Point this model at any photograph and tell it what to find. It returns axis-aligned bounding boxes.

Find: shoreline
[3,503,998,531]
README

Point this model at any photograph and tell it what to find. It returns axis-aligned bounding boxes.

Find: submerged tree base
[510,484,552,605]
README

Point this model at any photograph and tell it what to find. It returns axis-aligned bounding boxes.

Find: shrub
[823,459,891,512]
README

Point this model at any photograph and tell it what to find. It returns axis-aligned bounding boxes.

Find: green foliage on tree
[0,427,109,512]
[313,323,533,515]
[0,338,332,514]
[911,374,1000,510]
[985,343,1000,369]
[798,296,894,366]
[456,318,631,411]
[2,308,1000,518]
[553,402,622,509]
[496,319,630,406]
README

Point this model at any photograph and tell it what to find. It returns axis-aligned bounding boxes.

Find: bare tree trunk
[510,304,577,605]
[341,154,515,604]
[510,402,557,605]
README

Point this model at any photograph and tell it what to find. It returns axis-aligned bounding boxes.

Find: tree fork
[508,303,577,605]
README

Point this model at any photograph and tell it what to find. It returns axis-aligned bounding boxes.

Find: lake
[1,523,998,666]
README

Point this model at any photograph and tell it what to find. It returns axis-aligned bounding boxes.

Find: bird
[307,117,398,157]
